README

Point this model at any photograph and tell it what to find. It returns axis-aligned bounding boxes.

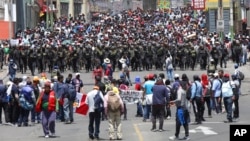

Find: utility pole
[50,0,53,30]
[218,0,224,42]
[8,0,13,40]
[46,0,49,29]
[230,0,234,40]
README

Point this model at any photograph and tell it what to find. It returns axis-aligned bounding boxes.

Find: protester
[31,76,42,124]
[0,79,8,124]
[151,79,169,132]
[85,86,104,140]
[72,73,84,93]
[201,73,212,119]
[104,88,124,140]
[231,74,240,121]
[18,80,36,127]
[169,81,190,141]
[64,78,77,124]
[142,74,155,122]
[7,59,17,81]
[190,75,203,124]
[35,81,58,138]
[221,73,236,123]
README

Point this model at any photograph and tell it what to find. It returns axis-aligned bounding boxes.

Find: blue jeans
[31,107,41,123]
[143,105,151,120]
[63,98,74,122]
[9,73,15,81]
[18,107,30,126]
[212,97,221,114]
[136,103,143,116]
[224,97,233,121]
[166,68,174,81]
[242,52,247,65]
[88,109,101,138]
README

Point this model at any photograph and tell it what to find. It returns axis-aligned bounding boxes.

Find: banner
[192,0,205,10]
[157,0,171,9]
[120,90,143,104]
[10,39,19,46]
[89,0,110,12]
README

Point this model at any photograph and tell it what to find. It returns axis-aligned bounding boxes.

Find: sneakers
[169,136,178,140]
[233,118,239,122]
[167,116,171,120]
[151,128,158,132]
[45,135,49,138]
[50,133,56,137]
[182,136,190,140]
[158,129,165,132]
[180,136,190,141]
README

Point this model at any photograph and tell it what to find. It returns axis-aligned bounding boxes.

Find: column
[56,0,60,18]
[82,0,87,17]
[69,0,73,17]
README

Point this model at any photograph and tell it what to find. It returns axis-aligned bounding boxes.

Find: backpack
[186,82,197,100]
[221,81,233,97]
[107,92,121,112]
[19,86,34,110]
[67,84,77,101]
[237,71,244,80]
[166,85,175,101]
[171,82,180,101]
[93,91,104,112]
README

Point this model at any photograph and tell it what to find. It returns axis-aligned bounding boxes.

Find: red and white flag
[74,93,89,115]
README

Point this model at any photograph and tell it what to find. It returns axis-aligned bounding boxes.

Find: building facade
[0,0,15,40]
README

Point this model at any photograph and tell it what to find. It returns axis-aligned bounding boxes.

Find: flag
[74,93,89,115]
[86,25,92,34]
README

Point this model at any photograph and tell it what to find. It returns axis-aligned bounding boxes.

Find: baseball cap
[174,74,179,78]
[213,73,219,77]
[224,73,230,78]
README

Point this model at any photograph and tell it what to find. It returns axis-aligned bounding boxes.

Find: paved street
[0,61,250,141]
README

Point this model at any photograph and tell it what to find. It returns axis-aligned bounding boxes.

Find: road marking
[196,126,218,135]
[184,126,218,135]
[133,124,144,141]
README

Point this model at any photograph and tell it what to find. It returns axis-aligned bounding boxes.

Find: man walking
[85,86,104,140]
[151,79,169,132]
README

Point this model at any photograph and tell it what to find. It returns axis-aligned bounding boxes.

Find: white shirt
[85,89,104,113]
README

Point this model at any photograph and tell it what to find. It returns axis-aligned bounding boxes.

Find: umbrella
[61,40,72,45]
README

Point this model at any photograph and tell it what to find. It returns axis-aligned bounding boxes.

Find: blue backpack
[67,84,77,101]
[19,86,34,110]
[94,91,103,112]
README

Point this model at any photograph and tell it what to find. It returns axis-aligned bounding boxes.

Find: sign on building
[157,0,171,9]
[217,19,224,32]
[171,0,184,8]
[192,0,205,10]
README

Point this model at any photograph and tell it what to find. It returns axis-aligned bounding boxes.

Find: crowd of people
[0,6,249,77]
[0,5,248,140]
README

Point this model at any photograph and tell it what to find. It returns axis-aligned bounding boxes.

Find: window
[74,2,82,17]
[60,2,68,17]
